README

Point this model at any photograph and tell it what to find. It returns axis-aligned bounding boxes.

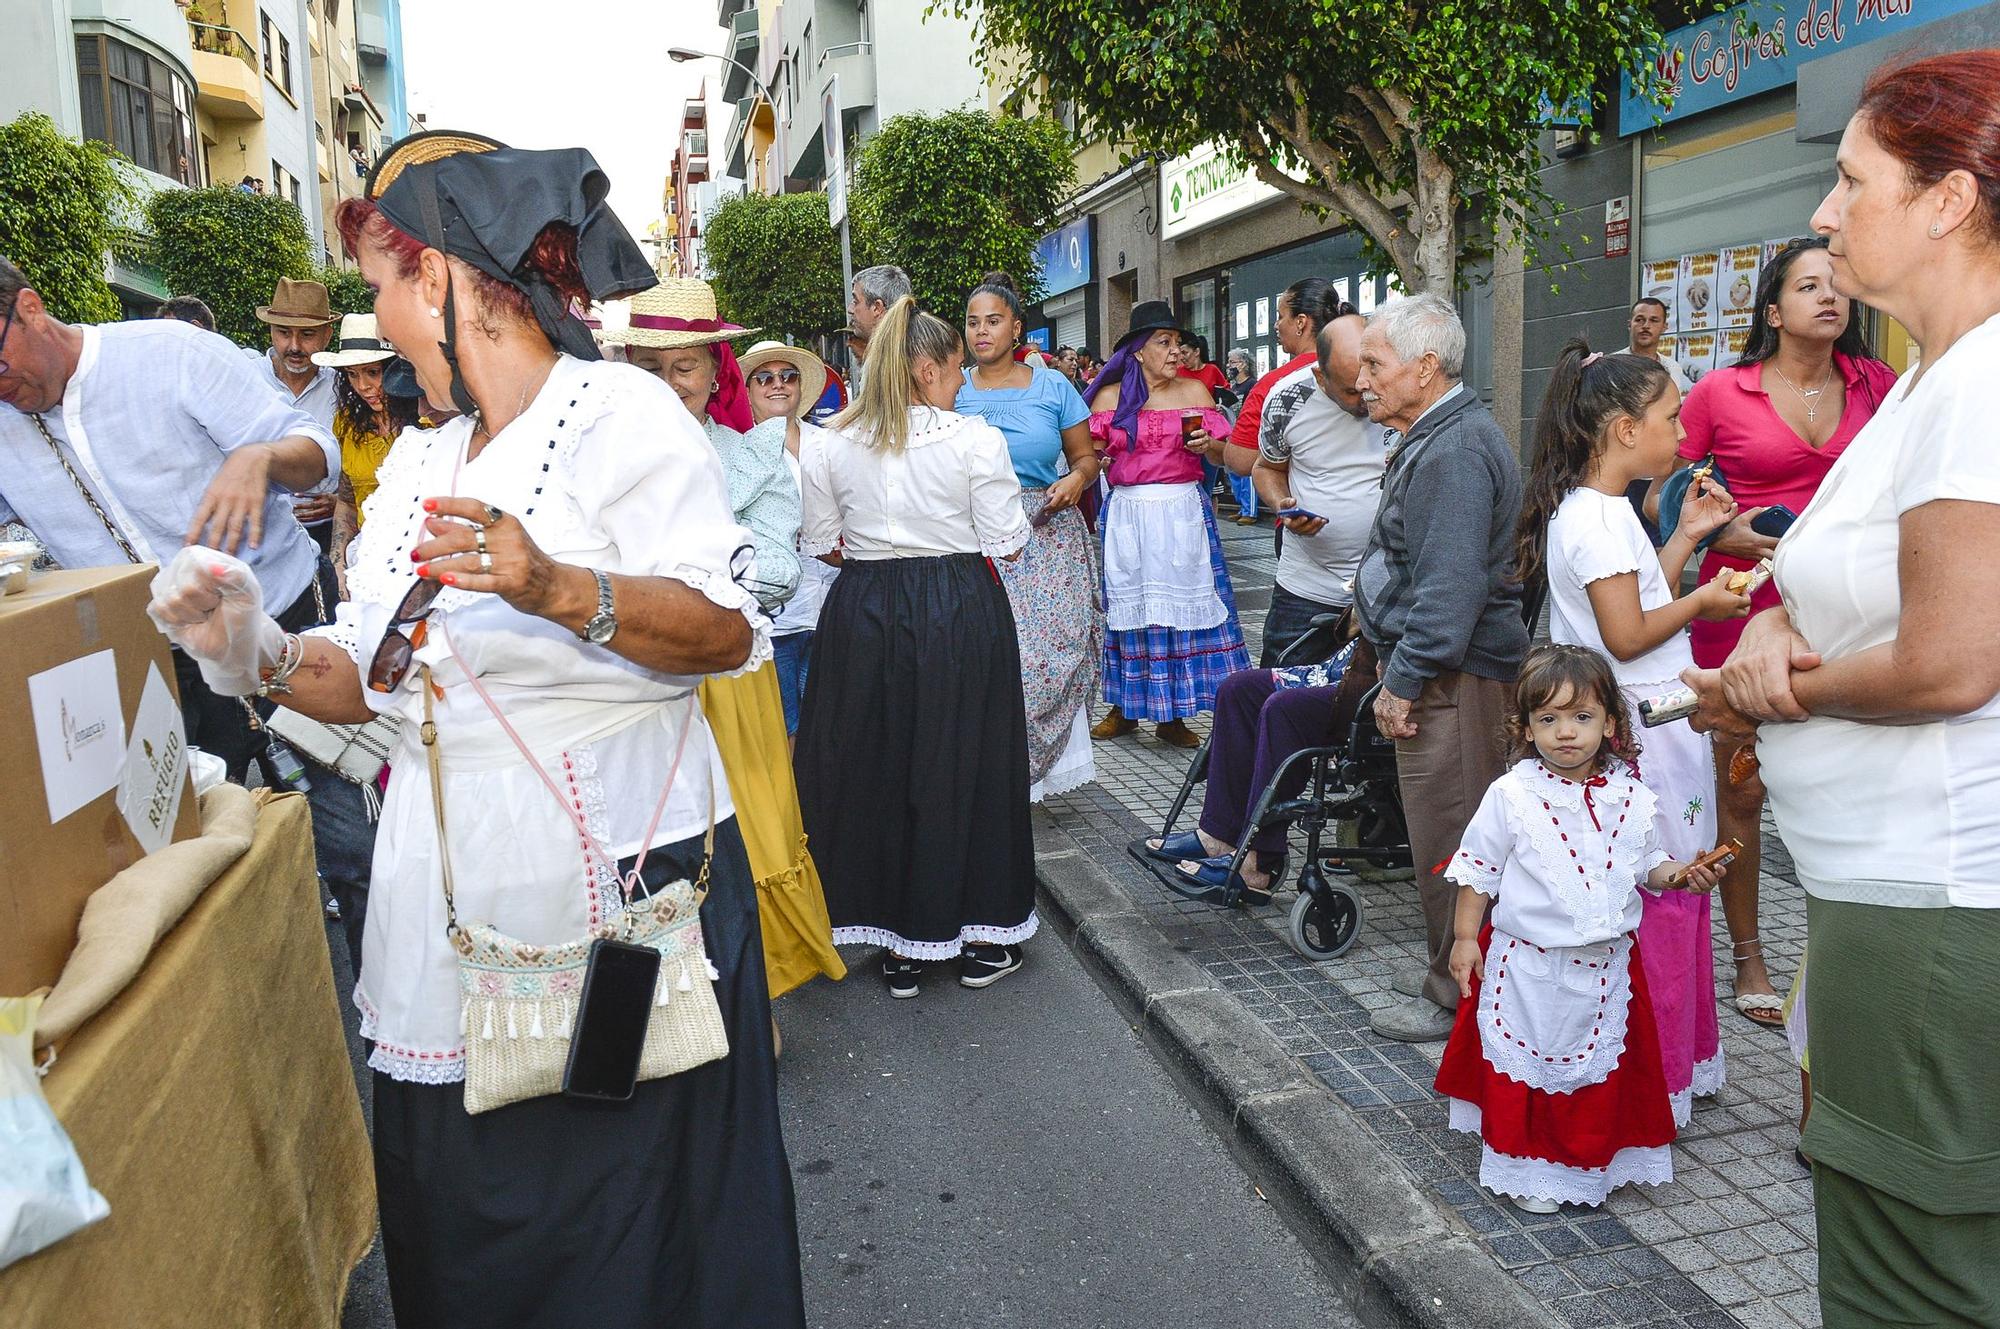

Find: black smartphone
[562,938,661,1102]
[1750,504,1798,539]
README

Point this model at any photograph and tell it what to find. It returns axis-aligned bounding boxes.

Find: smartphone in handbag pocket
[563,938,662,1102]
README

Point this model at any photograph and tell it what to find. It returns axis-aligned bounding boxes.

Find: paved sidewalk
[1041,516,1818,1329]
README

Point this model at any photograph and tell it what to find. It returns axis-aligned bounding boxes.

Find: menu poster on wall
[1680,330,1720,381]
[1679,250,1721,333]
[1763,238,1791,269]
[1643,259,1681,331]
[1659,333,1681,369]
[1254,298,1270,336]
[1718,246,1763,328]
[1721,327,1753,367]
[1255,345,1272,376]
[1234,303,1250,340]
[1333,277,1350,305]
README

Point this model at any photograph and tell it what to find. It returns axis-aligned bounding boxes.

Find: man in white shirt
[0,255,338,780]
[244,278,341,554]
[1249,311,1387,665]
[1627,297,1691,392]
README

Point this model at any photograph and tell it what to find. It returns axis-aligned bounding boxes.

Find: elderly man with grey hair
[847,264,914,393]
[1352,292,1528,1042]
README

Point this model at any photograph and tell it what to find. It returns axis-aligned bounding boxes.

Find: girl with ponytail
[1520,338,1748,1128]
[799,295,1041,999]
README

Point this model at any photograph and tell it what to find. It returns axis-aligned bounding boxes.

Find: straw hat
[365,129,504,198]
[737,340,827,415]
[600,278,758,350]
[311,312,398,368]
[255,277,337,328]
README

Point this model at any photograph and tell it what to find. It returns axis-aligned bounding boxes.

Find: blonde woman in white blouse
[795,295,1036,1000]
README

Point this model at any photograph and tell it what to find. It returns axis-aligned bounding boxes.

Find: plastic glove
[146,546,284,696]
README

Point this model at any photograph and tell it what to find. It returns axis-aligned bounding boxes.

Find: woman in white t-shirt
[1682,54,2000,1328]
[1517,339,1750,1127]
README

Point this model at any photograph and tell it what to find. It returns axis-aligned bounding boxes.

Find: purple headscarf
[1081,339,1152,452]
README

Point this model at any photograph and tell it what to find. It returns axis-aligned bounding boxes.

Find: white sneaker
[1510,1195,1561,1215]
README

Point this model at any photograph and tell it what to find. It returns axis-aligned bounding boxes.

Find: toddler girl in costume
[1516,341,1750,1126]
[1434,645,1727,1213]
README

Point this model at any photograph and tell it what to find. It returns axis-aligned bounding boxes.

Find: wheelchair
[1126,611,1411,962]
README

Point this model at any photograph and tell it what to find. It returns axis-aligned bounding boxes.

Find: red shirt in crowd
[1228,352,1316,450]
[1178,363,1230,395]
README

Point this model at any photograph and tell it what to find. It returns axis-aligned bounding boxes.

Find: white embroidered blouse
[1445,760,1672,947]
[306,355,770,1084]
[799,406,1030,561]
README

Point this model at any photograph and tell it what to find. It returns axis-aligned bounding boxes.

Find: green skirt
[1804,896,2000,1327]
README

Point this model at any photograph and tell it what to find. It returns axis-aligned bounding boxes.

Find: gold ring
[478,551,493,573]
[473,526,488,554]
[481,504,504,526]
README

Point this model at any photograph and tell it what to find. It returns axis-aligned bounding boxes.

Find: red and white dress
[1433,760,1679,1208]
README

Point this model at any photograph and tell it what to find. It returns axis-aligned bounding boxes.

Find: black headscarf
[369,134,656,410]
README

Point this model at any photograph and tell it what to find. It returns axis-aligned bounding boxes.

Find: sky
[401,1,726,251]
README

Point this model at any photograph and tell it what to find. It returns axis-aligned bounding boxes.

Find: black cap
[1113,299,1188,353]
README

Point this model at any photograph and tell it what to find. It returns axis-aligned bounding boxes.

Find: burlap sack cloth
[0,788,376,1327]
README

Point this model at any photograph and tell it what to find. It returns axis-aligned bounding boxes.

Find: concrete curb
[1033,822,1560,1329]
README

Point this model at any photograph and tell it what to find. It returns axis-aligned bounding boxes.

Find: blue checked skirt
[1101,490,1251,721]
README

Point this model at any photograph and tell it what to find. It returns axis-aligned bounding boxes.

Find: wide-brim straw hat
[312,312,398,368]
[736,340,827,414]
[600,278,758,350]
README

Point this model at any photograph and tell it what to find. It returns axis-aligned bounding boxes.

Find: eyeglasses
[0,298,18,377]
[750,368,802,387]
[367,574,443,692]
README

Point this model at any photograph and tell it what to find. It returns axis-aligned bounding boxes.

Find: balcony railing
[189,22,257,71]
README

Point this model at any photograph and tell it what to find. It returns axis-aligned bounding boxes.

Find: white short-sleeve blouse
[799,406,1030,561]
[307,354,772,1083]
[1763,311,2000,909]
[1445,760,1671,947]
[1545,487,1694,690]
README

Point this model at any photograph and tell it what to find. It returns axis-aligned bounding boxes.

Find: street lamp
[668,46,784,193]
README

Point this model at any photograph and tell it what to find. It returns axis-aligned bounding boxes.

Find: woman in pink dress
[1643,237,1897,1025]
[1083,301,1250,748]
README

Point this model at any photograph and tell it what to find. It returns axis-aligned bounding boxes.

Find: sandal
[1144,829,1209,864]
[1169,853,1283,908]
[1731,937,1786,1029]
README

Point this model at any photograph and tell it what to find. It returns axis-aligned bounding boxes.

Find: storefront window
[74,35,201,186]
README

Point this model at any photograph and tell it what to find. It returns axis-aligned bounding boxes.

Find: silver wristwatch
[578,569,618,644]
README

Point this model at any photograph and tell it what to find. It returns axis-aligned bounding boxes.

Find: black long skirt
[371,818,807,1329]
[796,553,1038,959]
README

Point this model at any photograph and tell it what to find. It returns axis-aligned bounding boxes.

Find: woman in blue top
[957,272,1104,799]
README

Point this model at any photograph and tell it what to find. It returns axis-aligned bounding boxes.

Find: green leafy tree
[0,112,130,323]
[849,109,1075,313]
[702,190,848,343]
[316,263,375,319]
[145,186,315,345]
[958,0,1687,293]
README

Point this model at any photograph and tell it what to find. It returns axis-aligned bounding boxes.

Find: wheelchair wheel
[1288,881,1361,961]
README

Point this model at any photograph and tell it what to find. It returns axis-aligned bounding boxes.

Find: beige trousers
[1392,669,1515,1012]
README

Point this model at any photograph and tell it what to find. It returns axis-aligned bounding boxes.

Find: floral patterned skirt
[998,489,1102,787]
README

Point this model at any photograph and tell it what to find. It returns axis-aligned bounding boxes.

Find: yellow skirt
[699,662,847,998]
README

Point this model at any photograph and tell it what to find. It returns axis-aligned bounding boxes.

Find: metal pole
[840,214,854,322]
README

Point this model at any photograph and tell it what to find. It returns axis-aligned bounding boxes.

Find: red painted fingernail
[422,498,438,512]
[441,573,457,587]
[416,563,430,577]
[410,548,422,561]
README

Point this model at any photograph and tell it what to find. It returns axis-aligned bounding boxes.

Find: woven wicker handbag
[418,663,729,1115]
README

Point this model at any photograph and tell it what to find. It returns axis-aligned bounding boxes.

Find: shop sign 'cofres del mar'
[1617,0,1987,135]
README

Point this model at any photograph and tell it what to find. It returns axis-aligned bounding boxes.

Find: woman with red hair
[1684,53,2000,1326]
[148,133,807,1327]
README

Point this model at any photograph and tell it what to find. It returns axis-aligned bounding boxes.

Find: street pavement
[334,876,1355,1328]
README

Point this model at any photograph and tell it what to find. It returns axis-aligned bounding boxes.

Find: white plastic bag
[0,996,109,1269]
[146,546,284,697]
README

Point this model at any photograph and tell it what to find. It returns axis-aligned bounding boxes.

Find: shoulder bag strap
[418,665,462,936]
[30,412,143,565]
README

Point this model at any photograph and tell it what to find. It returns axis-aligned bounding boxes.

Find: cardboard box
[0,566,200,995]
